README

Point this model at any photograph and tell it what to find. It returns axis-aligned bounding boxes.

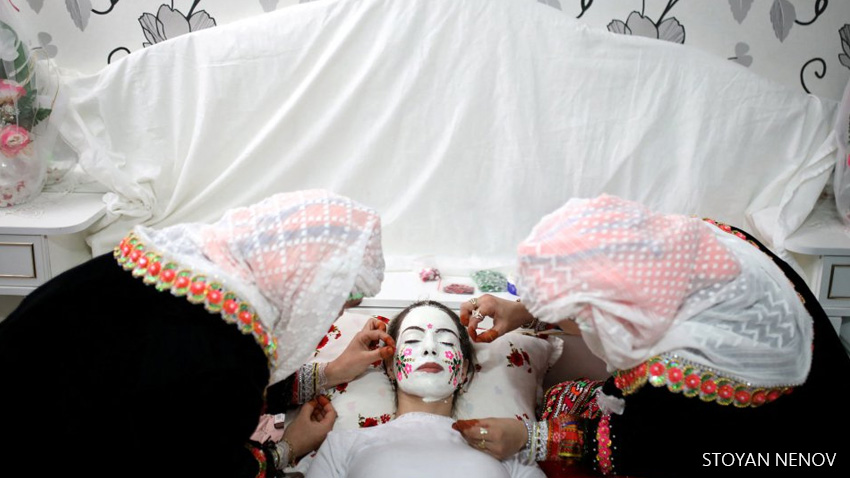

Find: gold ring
[469,297,478,307]
[479,427,488,436]
[478,439,486,449]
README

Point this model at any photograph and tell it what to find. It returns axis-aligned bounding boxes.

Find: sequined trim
[613,355,793,408]
[114,232,279,366]
[595,413,614,475]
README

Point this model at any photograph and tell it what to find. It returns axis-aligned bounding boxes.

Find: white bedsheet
[59,0,836,269]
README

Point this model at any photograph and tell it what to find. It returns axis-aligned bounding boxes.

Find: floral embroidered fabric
[613,355,793,408]
[115,232,279,366]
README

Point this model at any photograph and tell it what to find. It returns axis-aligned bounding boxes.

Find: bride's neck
[395,389,453,417]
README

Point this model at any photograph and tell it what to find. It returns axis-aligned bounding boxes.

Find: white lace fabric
[135,189,385,382]
[517,195,813,387]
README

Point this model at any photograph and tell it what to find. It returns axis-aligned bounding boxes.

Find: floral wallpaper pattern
[3,0,849,100]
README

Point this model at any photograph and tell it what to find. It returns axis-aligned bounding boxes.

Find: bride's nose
[422,334,438,356]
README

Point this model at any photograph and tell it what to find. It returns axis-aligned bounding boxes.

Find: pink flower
[0,125,31,157]
[444,351,454,360]
[403,348,412,356]
[0,79,25,104]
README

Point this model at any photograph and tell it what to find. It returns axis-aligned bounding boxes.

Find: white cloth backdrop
[59,0,837,271]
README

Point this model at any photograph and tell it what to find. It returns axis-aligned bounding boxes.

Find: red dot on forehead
[427,323,433,329]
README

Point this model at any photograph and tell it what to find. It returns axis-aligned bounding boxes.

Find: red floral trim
[114,232,279,367]
[613,355,793,408]
[595,414,614,475]
[247,443,267,478]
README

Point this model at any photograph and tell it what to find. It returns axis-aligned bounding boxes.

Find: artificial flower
[0,124,31,157]
[0,79,26,104]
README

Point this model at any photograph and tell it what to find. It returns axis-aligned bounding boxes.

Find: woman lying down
[304,300,544,477]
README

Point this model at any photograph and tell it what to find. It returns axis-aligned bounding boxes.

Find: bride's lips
[416,362,444,373]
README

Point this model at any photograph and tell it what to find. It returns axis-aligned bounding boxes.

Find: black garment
[0,253,270,477]
[582,227,850,477]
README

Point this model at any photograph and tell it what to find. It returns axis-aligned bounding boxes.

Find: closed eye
[440,342,454,346]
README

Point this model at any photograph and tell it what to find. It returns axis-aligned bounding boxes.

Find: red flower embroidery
[508,350,524,367]
[316,335,330,351]
[314,325,341,354]
[358,413,392,428]
[506,342,532,372]
[335,383,348,394]
[359,416,378,428]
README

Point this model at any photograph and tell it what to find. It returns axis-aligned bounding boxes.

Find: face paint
[393,306,465,402]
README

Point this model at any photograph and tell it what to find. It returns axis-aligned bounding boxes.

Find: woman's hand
[283,395,337,459]
[452,418,528,460]
[459,294,535,343]
[324,316,396,386]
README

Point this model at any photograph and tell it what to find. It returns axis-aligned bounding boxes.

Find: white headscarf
[516,194,812,388]
[131,189,384,382]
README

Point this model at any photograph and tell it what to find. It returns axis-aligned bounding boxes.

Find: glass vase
[0,123,47,207]
[1,11,57,207]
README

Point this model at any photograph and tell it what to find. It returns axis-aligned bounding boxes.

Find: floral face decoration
[393,306,465,402]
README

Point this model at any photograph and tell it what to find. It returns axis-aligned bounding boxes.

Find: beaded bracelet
[534,420,549,462]
[297,362,330,404]
[530,421,539,463]
[520,419,534,464]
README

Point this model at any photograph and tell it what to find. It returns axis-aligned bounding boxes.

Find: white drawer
[827,262,850,300]
[0,234,49,294]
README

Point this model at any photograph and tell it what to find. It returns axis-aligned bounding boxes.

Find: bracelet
[516,298,538,330]
[297,363,313,404]
[530,421,538,463]
[534,420,549,462]
[277,437,298,469]
[269,442,282,470]
[314,362,328,395]
[521,419,534,464]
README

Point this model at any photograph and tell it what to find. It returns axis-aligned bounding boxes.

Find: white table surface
[0,192,106,235]
[360,270,517,309]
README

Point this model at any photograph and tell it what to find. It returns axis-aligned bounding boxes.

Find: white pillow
[309,310,562,430]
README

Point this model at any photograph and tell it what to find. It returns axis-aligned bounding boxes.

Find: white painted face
[393,305,465,402]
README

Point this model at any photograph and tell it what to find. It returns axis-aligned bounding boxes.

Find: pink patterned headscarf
[137,189,384,381]
[517,195,813,387]
[517,194,741,369]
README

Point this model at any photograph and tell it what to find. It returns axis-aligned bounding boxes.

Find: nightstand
[0,192,106,296]
[785,197,850,338]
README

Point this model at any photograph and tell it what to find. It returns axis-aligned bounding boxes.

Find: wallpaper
[3,0,849,100]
